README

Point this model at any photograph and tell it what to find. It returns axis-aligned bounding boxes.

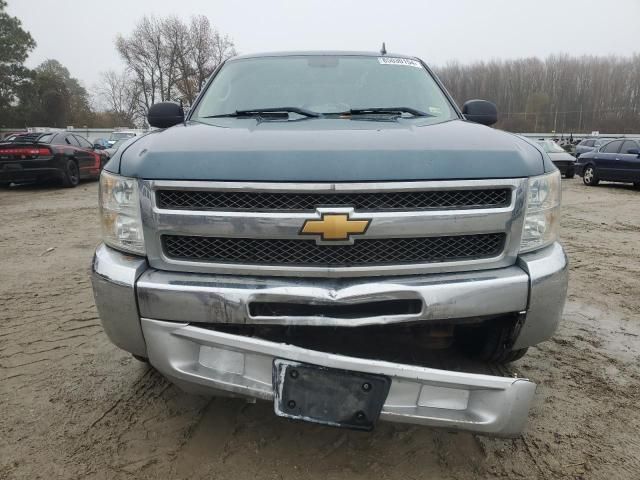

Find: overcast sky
[7,0,640,91]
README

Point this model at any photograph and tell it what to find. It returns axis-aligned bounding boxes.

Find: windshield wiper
[204,107,321,119]
[345,107,432,117]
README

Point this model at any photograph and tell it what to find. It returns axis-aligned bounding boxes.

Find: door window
[74,135,93,149]
[51,134,66,145]
[65,135,80,147]
[601,141,623,153]
[620,141,639,154]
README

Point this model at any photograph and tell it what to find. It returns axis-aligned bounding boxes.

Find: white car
[107,130,141,146]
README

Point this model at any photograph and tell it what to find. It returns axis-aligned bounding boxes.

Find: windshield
[191,55,457,120]
[537,140,566,153]
[109,132,135,141]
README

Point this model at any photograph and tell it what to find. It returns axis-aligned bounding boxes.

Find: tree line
[0,3,235,129]
[0,1,89,128]
[435,54,640,134]
[1,0,639,133]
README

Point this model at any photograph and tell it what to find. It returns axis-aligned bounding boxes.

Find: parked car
[575,137,616,157]
[107,130,141,146]
[102,138,128,158]
[535,139,576,178]
[0,131,106,187]
[576,138,640,187]
[91,51,568,436]
[93,138,111,150]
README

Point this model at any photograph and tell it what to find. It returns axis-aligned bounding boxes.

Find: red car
[0,131,107,187]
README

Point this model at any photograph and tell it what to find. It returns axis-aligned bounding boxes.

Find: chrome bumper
[142,318,535,436]
[91,242,568,435]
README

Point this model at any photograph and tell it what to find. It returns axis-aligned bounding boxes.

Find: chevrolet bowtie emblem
[300,212,371,242]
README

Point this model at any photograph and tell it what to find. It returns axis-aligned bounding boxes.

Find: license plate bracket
[273,359,390,431]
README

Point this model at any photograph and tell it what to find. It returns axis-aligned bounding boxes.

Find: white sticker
[378,57,422,68]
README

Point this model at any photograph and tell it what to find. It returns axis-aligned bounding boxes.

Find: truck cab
[91,52,567,436]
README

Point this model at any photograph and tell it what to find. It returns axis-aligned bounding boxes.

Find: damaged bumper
[142,318,535,436]
[91,242,568,436]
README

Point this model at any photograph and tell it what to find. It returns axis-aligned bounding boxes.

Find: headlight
[520,170,561,253]
[99,171,145,255]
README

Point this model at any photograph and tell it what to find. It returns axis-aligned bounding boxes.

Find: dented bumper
[142,318,535,436]
[91,242,568,436]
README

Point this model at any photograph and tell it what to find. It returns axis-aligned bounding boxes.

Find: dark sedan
[0,132,106,188]
[576,138,640,187]
[535,139,576,178]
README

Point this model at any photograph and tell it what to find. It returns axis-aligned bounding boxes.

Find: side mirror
[626,148,640,155]
[148,102,185,128]
[462,99,498,126]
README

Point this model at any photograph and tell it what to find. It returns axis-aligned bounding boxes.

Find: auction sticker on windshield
[378,57,422,68]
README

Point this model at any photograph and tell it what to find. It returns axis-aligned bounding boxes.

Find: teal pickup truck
[91,51,567,436]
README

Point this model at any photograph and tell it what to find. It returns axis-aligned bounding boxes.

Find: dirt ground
[1,178,639,480]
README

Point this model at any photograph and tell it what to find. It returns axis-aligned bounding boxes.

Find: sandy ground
[1,178,639,480]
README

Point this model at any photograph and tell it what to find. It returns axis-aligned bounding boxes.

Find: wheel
[132,354,149,363]
[61,159,80,188]
[455,319,529,364]
[564,168,575,179]
[0,182,11,188]
[582,165,599,186]
[634,182,640,189]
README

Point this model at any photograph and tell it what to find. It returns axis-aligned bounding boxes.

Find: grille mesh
[162,233,506,267]
[156,189,510,211]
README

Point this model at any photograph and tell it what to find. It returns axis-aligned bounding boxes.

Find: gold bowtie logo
[301,213,371,241]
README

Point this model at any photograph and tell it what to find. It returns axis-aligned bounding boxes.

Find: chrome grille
[162,233,506,267]
[156,188,510,211]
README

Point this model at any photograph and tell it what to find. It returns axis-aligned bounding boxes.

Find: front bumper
[553,161,575,174]
[91,242,568,436]
[143,318,536,436]
[574,163,587,176]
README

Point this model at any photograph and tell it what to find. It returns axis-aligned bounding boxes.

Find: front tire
[61,159,80,188]
[582,165,599,186]
[564,168,575,179]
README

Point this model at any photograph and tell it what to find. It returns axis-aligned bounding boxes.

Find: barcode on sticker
[378,57,422,68]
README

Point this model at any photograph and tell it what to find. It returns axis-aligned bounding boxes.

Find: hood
[108,118,547,182]
[547,151,576,161]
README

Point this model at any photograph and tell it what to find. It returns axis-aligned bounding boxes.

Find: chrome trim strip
[141,318,536,436]
[151,207,514,239]
[140,179,527,277]
[148,178,522,193]
[136,265,529,326]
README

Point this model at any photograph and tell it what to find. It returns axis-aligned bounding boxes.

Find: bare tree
[115,15,237,114]
[95,70,142,126]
